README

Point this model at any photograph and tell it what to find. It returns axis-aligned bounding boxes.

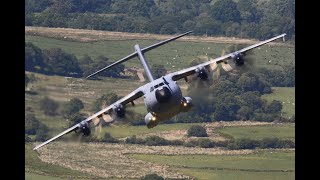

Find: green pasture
[25,143,96,179]
[215,124,295,142]
[262,87,295,118]
[130,149,295,180]
[98,123,201,138]
[25,35,294,72]
[173,168,294,180]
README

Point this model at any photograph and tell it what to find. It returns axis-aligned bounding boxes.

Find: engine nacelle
[145,112,159,129]
[113,104,125,118]
[79,121,91,136]
[231,52,245,66]
[195,67,208,80]
[180,97,193,112]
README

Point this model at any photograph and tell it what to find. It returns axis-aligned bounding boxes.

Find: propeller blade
[221,62,234,72]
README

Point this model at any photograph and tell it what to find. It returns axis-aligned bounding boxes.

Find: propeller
[187,56,220,89]
[220,44,256,73]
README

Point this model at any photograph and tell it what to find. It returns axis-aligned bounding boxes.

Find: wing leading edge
[170,34,286,81]
[33,88,144,150]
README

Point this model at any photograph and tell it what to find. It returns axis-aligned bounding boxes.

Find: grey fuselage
[141,74,184,121]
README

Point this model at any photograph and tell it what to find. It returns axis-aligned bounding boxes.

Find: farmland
[25,27,294,180]
[25,27,294,72]
[262,87,295,118]
[214,123,295,142]
[130,149,295,180]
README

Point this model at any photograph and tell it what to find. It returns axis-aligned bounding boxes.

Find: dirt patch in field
[25,26,289,46]
[35,142,253,179]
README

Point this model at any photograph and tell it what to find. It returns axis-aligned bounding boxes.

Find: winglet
[282,33,286,42]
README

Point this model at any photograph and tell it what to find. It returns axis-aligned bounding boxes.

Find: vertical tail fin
[86,31,192,79]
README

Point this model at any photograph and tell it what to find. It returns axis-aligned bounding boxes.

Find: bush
[25,114,40,135]
[39,96,59,116]
[68,112,86,125]
[229,138,259,149]
[169,140,184,146]
[145,136,169,146]
[260,138,280,148]
[35,128,50,142]
[61,98,84,118]
[103,132,118,143]
[187,125,208,137]
[25,134,32,142]
[141,173,164,180]
[278,140,295,148]
[125,135,146,144]
[197,138,215,148]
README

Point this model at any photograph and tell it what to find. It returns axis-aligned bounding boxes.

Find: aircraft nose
[155,86,172,103]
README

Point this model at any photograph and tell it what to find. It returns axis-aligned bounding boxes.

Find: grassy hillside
[25,31,294,180]
[130,149,295,180]
[262,87,295,118]
[99,123,201,138]
[25,143,97,179]
[25,35,294,72]
[215,124,295,142]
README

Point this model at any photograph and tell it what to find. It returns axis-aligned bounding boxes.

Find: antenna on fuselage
[86,31,193,79]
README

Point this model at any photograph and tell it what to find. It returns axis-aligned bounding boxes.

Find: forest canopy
[25,0,295,40]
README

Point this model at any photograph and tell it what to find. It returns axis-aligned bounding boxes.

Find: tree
[234,138,258,149]
[39,97,59,116]
[260,138,280,148]
[145,136,169,146]
[25,113,49,141]
[35,125,50,142]
[61,98,84,118]
[236,72,271,94]
[85,55,124,78]
[25,42,46,72]
[92,93,119,112]
[103,132,118,143]
[141,173,164,180]
[197,138,214,148]
[43,48,82,77]
[159,22,178,34]
[238,91,264,110]
[210,0,241,22]
[187,125,208,137]
[68,112,87,125]
[264,100,282,114]
[237,106,253,120]
[25,114,40,135]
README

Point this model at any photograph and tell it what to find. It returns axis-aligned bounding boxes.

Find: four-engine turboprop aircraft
[33,31,286,150]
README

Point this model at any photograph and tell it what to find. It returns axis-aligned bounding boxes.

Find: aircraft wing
[170,34,286,81]
[33,88,144,151]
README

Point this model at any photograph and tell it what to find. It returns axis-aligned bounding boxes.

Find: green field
[25,35,294,72]
[25,143,96,179]
[26,173,62,180]
[130,150,295,180]
[96,123,200,138]
[173,168,294,180]
[262,87,295,118]
[215,124,295,142]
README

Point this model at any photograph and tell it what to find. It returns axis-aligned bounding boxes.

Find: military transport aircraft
[33,31,286,150]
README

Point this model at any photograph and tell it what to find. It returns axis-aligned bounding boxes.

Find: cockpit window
[150,87,154,92]
[154,85,159,88]
[159,82,164,86]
